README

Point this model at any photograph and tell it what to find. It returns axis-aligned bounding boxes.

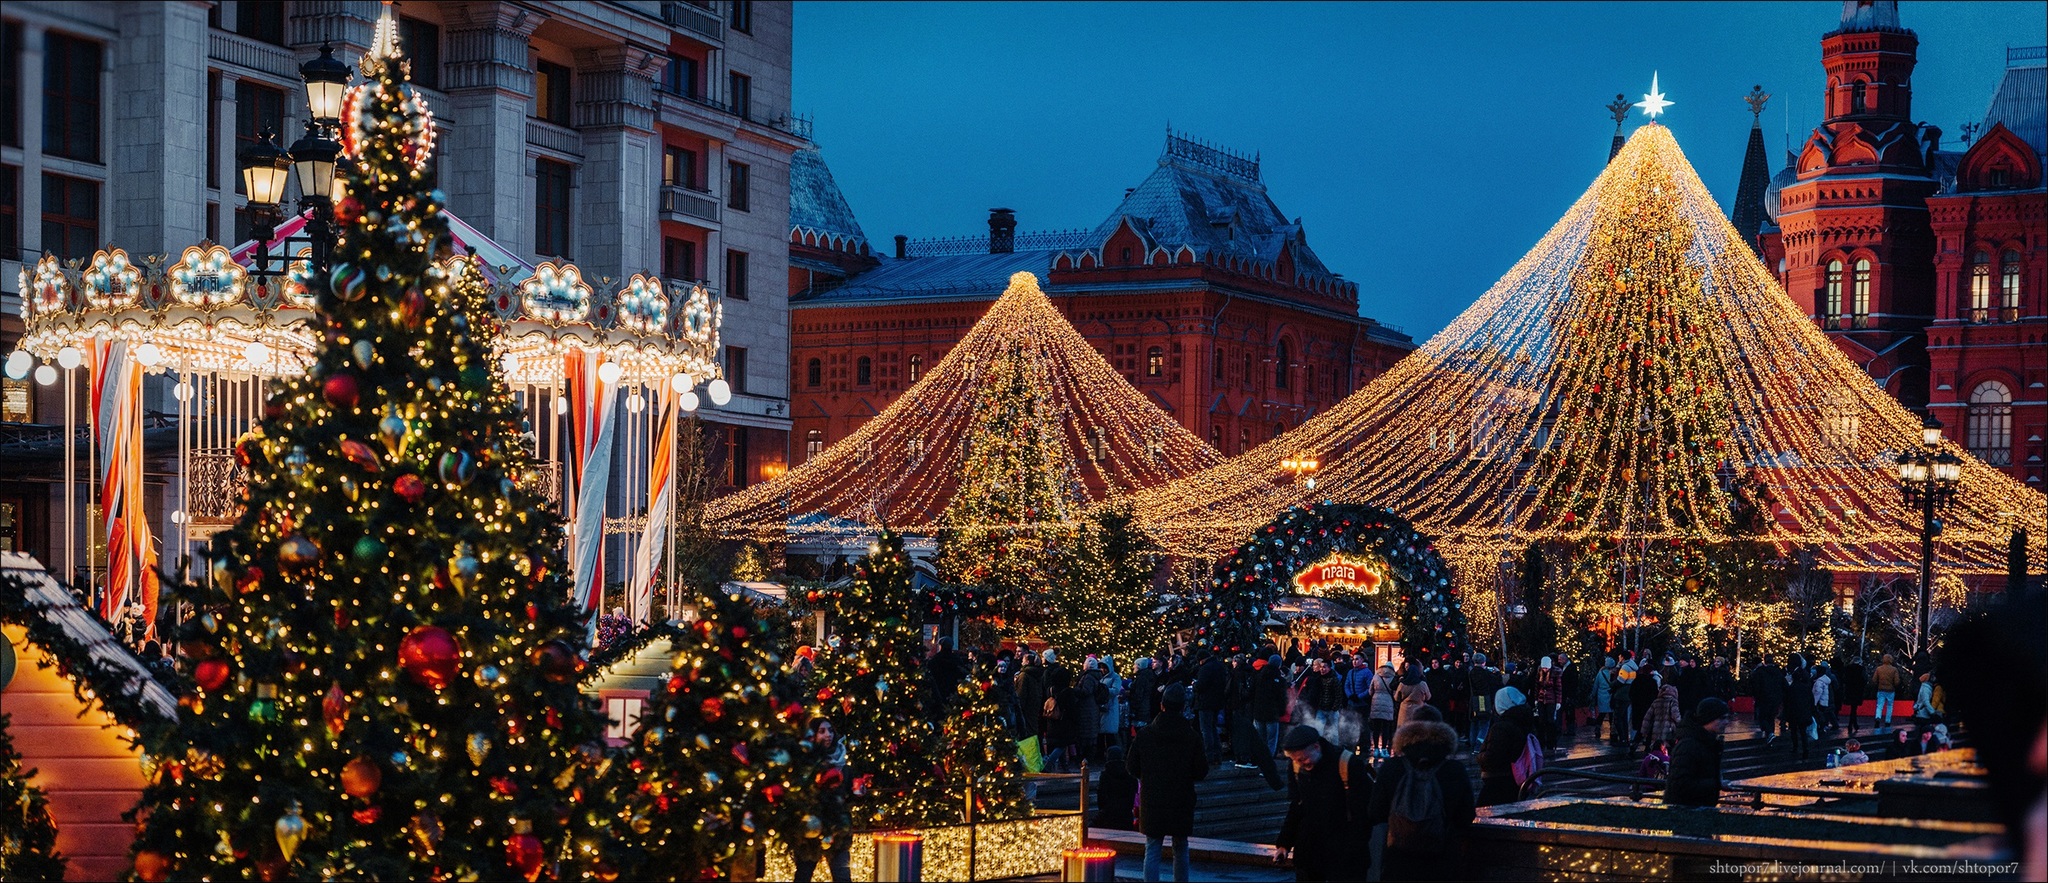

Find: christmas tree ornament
[248,682,281,724]
[438,449,476,486]
[378,412,410,455]
[409,810,442,855]
[474,663,503,687]
[323,371,362,409]
[466,732,492,766]
[277,534,321,570]
[323,681,348,735]
[448,545,481,593]
[340,439,381,470]
[340,756,383,798]
[352,338,375,367]
[398,625,461,689]
[330,262,368,301]
[194,658,231,691]
[506,821,545,882]
[393,472,427,503]
[532,639,579,683]
[285,446,310,477]
[274,802,308,862]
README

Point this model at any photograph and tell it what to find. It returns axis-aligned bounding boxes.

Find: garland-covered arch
[1199,504,1471,663]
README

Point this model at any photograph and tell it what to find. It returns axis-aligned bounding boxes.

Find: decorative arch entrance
[1203,503,1471,664]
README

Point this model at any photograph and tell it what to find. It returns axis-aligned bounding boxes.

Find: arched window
[1851,259,1871,326]
[1147,346,1164,377]
[805,429,824,460]
[1274,340,1290,389]
[907,437,924,460]
[1089,427,1108,461]
[856,356,871,386]
[806,358,821,388]
[2000,250,2022,319]
[1969,251,1992,321]
[1239,426,1250,454]
[1213,347,1224,381]
[1823,259,1844,326]
[1966,380,2013,466]
[1209,424,1222,449]
[1850,81,1867,114]
[907,354,922,383]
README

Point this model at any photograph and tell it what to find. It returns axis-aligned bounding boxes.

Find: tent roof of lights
[9,209,723,395]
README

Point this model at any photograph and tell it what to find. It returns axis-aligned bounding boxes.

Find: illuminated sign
[1292,554,1385,597]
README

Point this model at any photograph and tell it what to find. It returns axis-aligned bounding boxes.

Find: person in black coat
[1665,698,1730,807]
[1127,688,1209,883]
[1128,658,1161,735]
[1093,745,1140,831]
[1193,652,1230,762]
[1368,718,1477,881]
[1275,725,1369,882]
[1782,654,1816,761]
[1836,656,1868,735]
[1749,658,1785,740]
[1252,657,1290,757]
[1628,663,1662,744]
[1476,688,1536,807]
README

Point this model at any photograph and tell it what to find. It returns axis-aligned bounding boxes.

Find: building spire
[1606,93,1632,162]
[1731,86,1774,255]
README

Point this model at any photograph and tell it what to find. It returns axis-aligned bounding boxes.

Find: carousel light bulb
[706,377,732,406]
[56,346,81,370]
[35,364,58,385]
[500,353,518,375]
[597,360,623,385]
[245,341,271,366]
[3,351,29,379]
[670,373,695,394]
[679,391,701,412]
[171,510,186,525]
[135,343,164,367]
[174,381,194,402]
[626,392,645,414]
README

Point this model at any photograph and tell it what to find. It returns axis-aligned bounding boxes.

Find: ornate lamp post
[237,44,352,280]
[1895,412,1962,659]
[1280,454,1321,490]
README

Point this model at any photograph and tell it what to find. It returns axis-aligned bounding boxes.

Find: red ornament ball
[506,832,545,882]
[533,640,580,684]
[323,372,362,409]
[701,697,727,722]
[398,625,462,690]
[393,473,428,503]
[194,658,231,691]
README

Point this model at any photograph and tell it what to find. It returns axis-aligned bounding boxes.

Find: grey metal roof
[1981,60,2046,156]
[789,147,867,248]
[1,551,179,724]
[1088,136,1336,279]
[794,249,1056,304]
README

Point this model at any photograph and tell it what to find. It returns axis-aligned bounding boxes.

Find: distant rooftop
[789,147,867,249]
[1983,47,2047,156]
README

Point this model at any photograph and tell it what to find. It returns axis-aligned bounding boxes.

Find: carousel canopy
[703,272,1225,539]
[1129,124,2045,575]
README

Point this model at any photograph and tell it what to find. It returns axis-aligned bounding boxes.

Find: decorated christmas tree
[934,341,1083,634]
[1041,504,1169,664]
[0,713,65,882]
[935,676,1033,823]
[607,587,824,879]
[128,27,610,881]
[810,531,947,826]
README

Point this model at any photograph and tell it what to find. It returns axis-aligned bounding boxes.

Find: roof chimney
[988,208,1017,254]
[894,234,908,259]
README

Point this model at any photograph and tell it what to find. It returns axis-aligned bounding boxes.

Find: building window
[805,429,823,460]
[1274,340,1290,389]
[1212,347,1223,381]
[1822,259,1844,327]
[1850,81,1866,114]
[0,166,17,260]
[662,237,697,281]
[206,74,220,189]
[1851,258,1871,326]
[1239,427,1250,454]
[42,173,99,259]
[2000,250,2021,320]
[1968,250,1991,321]
[399,17,442,90]
[664,145,699,190]
[728,71,752,120]
[534,60,572,125]
[1,22,21,148]
[725,249,748,300]
[1966,380,2012,467]
[1209,425,1222,449]
[1243,352,1253,386]
[603,695,645,742]
[2,374,29,423]
[534,159,572,258]
[44,33,103,162]
[730,0,754,33]
[1088,427,1107,461]
[907,355,921,383]
[236,1,286,44]
[1147,346,1163,377]
[806,358,822,388]
[725,346,747,395]
[856,356,872,387]
[234,80,286,195]
[1334,366,1347,396]
[662,54,697,98]
[727,161,749,212]
[724,425,749,487]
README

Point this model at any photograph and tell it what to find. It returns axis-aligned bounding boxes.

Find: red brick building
[784,132,1414,465]
[1757,1,2044,489]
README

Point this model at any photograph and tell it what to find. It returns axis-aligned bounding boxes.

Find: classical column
[571,44,664,286]
[440,1,547,250]
[111,1,210,254]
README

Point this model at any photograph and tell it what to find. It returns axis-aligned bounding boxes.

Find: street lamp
[300,43,352,124]
[1281,453,1321,490]
[238,44,354,283]
[1895,412,1962,660]
[238,131,292,209]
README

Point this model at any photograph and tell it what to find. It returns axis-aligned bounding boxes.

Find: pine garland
[0,712,66,882]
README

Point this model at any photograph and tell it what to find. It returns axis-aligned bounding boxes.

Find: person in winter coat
[1093,745,1139,831]
[1533,657,1564,750]
[1812,662,1837,735]
[1749,657,1785,740]
[1782,654,1816,761]
[1344,656,1377,716]
[1368,664,1401,757]
[1275,725,1370,882]
[1628,660,1662,742]
[1045,664,1080,772]
[1018,653,1047,744]
[1252,656,1290,757]
[1127,687,1209,883]
[1477,687,1538,807]
[1100,655,1126,753]
[1075,662,1108,764]
[1468,656,1503,746]
[1395,665,1434,727]
[1593,657,1618,741]
[1366,716,1477,881]
[1128,657,1160,734]
[793,717,854,883]
[1872,653,1906,733]
[1707,657,1737,703]
[1913,672,1939,724]
[1837,656,1867,735]
[1639,683,1683,751]
[1665,697,1731,807]
[1193,652,1230,762]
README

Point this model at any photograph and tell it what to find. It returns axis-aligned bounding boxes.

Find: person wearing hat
[1274,724,1368,881]
[1127,684,1209,882]
[1665,697,1731,807]
[1476,686,1538,807]
[1395,662,1433,728]
[1367,705,1476,881]
[1253,654,1291,758]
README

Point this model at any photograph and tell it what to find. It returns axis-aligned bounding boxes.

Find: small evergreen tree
[935,677,1032,824]
[0,713,65,882]
[1042,504,1168,663]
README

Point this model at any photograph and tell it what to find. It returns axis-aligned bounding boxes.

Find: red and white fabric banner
[91,340,159,634]
[629,385,678,624]
[564,348,618,639]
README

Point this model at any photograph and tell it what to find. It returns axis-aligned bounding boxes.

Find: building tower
[1731,86,1775,256]
[1775,0,1941,407]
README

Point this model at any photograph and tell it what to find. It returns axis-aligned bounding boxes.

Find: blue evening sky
[791,1,2044,340]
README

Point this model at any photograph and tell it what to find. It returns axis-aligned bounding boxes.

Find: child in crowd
[1840,739,1870,766]
[1638,740,1670,780]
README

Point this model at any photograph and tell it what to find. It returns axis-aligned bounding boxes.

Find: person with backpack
[1476,686,1540,807]
[1468,654,1502,746]
[1275,725,1369,881]
[1612,651,1637,745]
[1252,656,1290,759]
[1665,697,1731,807]
[1368,663,1400,758]
[1366,711,1476,881]
[1128,687,1209,883]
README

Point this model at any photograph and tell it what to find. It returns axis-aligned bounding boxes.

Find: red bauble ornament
[399,625,462,690]
[533,640,579,683]
[700,697,726,722]
[323,372,362,409]
[341,756,383,798]
[323,682,349,735]
[506,833,545,882]
[352,807,382,825]
[763,784,787,804]
[401,288,428,328]
[490,776,518,796]
[194,658,232,691]
[394,473,428,503]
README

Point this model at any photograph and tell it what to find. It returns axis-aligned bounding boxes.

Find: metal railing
[902,229,1093,257]
[660,185,720,223]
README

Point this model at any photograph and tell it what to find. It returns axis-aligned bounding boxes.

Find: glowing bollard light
[873,832,923,882]
[1060,847,1117,882]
